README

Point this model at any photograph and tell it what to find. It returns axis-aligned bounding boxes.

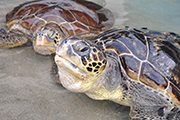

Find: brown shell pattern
[95,27,180,104]
[6,0,114,36]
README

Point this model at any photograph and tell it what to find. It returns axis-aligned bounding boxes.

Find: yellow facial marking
[80,47,107,74]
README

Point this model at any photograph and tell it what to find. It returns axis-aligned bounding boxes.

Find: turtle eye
[78,44,89,53]
[78,46,90,56]
[48,30,56,39]
[79,47,89,52]
[73,41,90,56]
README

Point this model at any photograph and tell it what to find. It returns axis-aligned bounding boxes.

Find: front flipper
[0,29,28,48]
[50,61,60,84]
[130,104,165,120]
[166,107,180,120]
[130,104,180,120]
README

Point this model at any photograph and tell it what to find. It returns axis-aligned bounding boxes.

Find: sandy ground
[0,0,180,120]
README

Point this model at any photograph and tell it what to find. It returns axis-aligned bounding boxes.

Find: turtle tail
[0,28,28,48]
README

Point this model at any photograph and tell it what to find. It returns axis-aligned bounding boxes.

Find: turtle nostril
[39,33,44,37]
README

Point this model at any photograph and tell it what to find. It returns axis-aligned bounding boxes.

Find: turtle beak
[33,35,56,55]
[33,27,55,47]
[35,36,47,46]
[34,35,51,46]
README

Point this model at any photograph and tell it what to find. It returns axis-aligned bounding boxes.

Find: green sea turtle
[54,27,180,119]
[0,0,114,55]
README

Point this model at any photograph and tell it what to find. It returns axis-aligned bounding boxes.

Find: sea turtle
[0,0,114,55]
[54,26,180,119]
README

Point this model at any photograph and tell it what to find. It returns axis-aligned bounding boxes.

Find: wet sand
[0,0,180,120]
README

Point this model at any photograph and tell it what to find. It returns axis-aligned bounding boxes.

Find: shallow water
[0,0,180,120]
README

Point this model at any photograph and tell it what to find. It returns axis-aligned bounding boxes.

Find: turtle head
[33,26,62,55]
[55,36,107,92]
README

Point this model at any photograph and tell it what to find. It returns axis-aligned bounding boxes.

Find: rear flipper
[0,28,28,48]
[130,105,180,120]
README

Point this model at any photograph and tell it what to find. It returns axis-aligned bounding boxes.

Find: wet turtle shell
[0,0,114,55]
[54,26,180,119]
[94,27,180,102]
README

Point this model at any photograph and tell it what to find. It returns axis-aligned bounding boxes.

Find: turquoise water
[123,0,180,33]
[0,0,180,120]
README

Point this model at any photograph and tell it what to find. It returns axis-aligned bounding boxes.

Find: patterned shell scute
[95,27,180,102]
[96,27,148,60]
[6,0,112,35]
